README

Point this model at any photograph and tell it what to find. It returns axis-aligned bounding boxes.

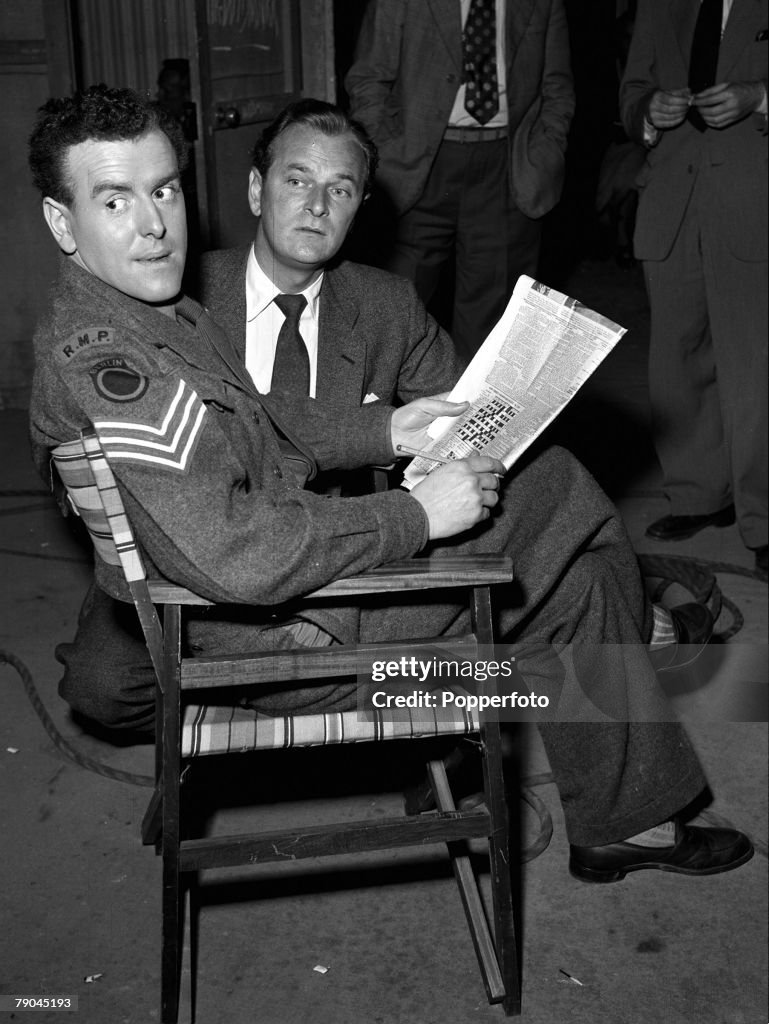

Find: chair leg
[427,759,506,1004]
[161,844,182,1024]
[142,786,162,847]
[161,603,185,1024]
[481,722,521,1016]
[469,581,521,1014]
[404,744,472,814]
[177,879,195,1024]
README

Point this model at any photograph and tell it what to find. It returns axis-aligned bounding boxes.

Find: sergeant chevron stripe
[93,379,207,471]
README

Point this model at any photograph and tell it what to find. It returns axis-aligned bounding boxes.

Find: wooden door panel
[194,0,313,248]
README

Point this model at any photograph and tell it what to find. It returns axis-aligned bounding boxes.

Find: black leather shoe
[754,545,768,576]
[569,822,754,883]
[645,505,735,541]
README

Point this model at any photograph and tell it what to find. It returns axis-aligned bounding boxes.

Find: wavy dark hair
[28,83,188,206]
[251,98,378,196]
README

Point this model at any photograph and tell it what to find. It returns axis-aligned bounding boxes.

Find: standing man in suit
[620,0,768,574]
[344,0,575,362]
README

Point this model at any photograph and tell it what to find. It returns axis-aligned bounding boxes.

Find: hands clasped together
[648,80,765,130]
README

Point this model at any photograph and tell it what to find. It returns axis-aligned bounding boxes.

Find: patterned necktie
[463,0,499,126]
[271,293,309,395]
[688,0,722,94]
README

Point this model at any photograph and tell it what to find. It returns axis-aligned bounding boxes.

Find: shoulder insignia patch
[56,327,116,365]
[93,378,207,473]
[90,358,149,403]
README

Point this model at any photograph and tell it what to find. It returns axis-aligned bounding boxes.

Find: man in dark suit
[344,0,574,361]
[620,0,768,573]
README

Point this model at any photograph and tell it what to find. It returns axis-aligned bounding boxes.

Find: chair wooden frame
[52,429,521,1022]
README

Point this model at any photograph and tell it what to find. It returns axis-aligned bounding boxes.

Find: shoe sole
[645,508,736,541]
[569,844,754,883]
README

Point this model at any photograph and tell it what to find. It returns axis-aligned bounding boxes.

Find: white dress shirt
[244,247,324,396]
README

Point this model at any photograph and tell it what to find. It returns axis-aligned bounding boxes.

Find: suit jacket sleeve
[262,390,399,471]
[344,0,406,141]
[618,0,659,144]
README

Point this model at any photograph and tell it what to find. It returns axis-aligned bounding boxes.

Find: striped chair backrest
[51,430,165,678]
[51,431,145,583]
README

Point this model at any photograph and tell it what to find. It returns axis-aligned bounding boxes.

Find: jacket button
[273,465,283,479]
[252,411,260,424]
[687,164,694,173]
[446,73,457,84]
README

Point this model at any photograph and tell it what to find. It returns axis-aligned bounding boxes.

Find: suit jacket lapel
[506,0,537,71]
[316,266,367,404]
[718,0,759,78]
[672,0,701,71]
[427,0,463,74]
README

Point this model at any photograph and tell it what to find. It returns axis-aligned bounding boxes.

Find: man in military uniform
[27,85,752,881]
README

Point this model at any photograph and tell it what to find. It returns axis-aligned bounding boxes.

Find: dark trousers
[643,172,768,549]
[387,137,541,363]
[57,446,707,847]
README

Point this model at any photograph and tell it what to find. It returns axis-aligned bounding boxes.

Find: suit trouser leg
[452,138,540,360]
[698,175,768,549]
[358,446,707,846]
[386,141,462,324]
[643,193,732,515]
[388,139,540,362]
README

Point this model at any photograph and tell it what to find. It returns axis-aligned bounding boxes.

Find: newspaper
[402,275,626,489]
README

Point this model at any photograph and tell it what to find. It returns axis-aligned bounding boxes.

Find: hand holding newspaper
[402,275,626,489]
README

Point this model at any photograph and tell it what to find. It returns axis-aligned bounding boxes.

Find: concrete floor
[1,259,766,1024]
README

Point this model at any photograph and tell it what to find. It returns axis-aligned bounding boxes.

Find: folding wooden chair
[52,428,520,1022]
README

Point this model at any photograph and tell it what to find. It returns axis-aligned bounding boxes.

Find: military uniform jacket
[30,258,428,642]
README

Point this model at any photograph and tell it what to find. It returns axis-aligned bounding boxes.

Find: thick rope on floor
[0,648,154,787]
[638,553,759,641]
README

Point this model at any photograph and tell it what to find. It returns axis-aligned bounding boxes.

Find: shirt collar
[245,244,324,322]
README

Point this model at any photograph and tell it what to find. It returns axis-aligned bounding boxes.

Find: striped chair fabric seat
[182,701,480,757]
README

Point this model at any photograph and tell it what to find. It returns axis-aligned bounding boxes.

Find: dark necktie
[463,0,499,126]
[688,0,722,129]
[270,293,309,395]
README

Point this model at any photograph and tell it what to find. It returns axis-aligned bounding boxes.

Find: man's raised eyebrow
[90,178,133,198]
[150,171,182,192]
[90,171,180,198]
